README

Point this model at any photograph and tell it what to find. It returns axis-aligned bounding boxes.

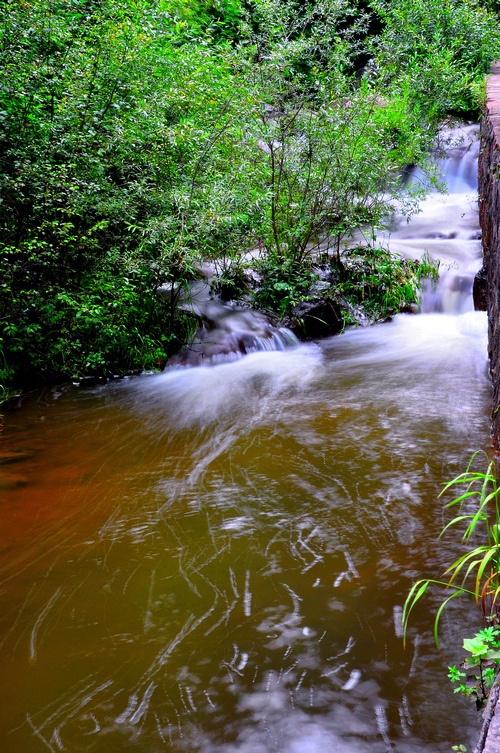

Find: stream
[0,123,493,752]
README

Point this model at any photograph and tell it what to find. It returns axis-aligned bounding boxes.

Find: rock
[473,266,488,311]
[1,394,24,411]
[283,298,344,340]
[479,62,500,449]
[399,303,419,315]
[78,376,98,388]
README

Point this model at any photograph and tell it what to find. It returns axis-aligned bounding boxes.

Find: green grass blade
[434,591,464,650]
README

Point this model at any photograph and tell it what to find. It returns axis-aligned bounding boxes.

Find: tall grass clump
[403,453,500,650]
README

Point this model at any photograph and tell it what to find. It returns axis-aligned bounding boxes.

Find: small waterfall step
[168,300,298,368]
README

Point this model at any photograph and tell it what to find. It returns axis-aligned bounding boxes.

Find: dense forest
[1,0,500,390]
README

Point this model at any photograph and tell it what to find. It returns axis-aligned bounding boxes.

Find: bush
[1,0,496,387]
[370,0,500,115]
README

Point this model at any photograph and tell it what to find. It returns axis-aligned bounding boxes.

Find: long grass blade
[434,591,464,650]
[439,514,476,538]
[476,548,498,598]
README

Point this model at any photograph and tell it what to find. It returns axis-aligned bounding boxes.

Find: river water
[0,124,493,752]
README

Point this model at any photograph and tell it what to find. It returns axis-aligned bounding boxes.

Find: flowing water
[0,123,493,753]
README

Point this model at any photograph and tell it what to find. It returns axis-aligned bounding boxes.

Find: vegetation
[371,0,499,115]
[336,246,439,321]
[403,454,500,705]
[1,0,499,387]
[448,627,500,706]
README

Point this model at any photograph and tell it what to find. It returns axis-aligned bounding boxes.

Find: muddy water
[0,125,493,753]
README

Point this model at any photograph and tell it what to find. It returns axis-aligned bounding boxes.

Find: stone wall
[475,64,500,753]
[479,62,500,449]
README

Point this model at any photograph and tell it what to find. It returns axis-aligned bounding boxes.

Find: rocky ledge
[478,61,500,450]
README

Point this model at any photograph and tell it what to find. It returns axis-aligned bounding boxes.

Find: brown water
[0,125,493,753]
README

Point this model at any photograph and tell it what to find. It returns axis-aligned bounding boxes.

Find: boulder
[283,298,344,340]
[473,266,488,311]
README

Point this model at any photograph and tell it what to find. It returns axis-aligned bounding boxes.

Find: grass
[403,452,500,650]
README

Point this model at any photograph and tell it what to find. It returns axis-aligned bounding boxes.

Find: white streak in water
[26,714,56,752]
[298,527,323,573]
[115,694,138,724]
[402,694,413,726]
[322,661,348,677]
[84,714,100,735]
[243,571,252,617]
[129,681,157,725]
[333,571,351,588]
[341,669,361,691]
[38,677,110,732]
[204,597,237,636]
[229,568,239,598]
[409,635,421,678]
[30,587,63,662]
[328,636,355,661]
[399,705,411,736]
[154,712,167,744]
[204,690,215,709]
[300,555,323,573]
[375,705,392,750]
[281,583,302,624]
[140,596,218,686]
[393,606,404,638]
[284,657,300,675]
[230,643,238,666]
[178,686,190,714]
[29,682,112,750]
[143,568,156,634]
[185,686,197,712]
[178,551,201,597]
[50,728,64,750]
[296,670,306,691]
[344,550,360,578]
[237,652,249,672]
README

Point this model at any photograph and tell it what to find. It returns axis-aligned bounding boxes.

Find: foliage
[370,0,500,115]
[0,0,235,384]
[0,0,498,387]
[253,253,317,314]
[448,627,500,705]
[234,0,435,266]
[250,245,438,321]
[337,246,438,320]
[403,454,500,649]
